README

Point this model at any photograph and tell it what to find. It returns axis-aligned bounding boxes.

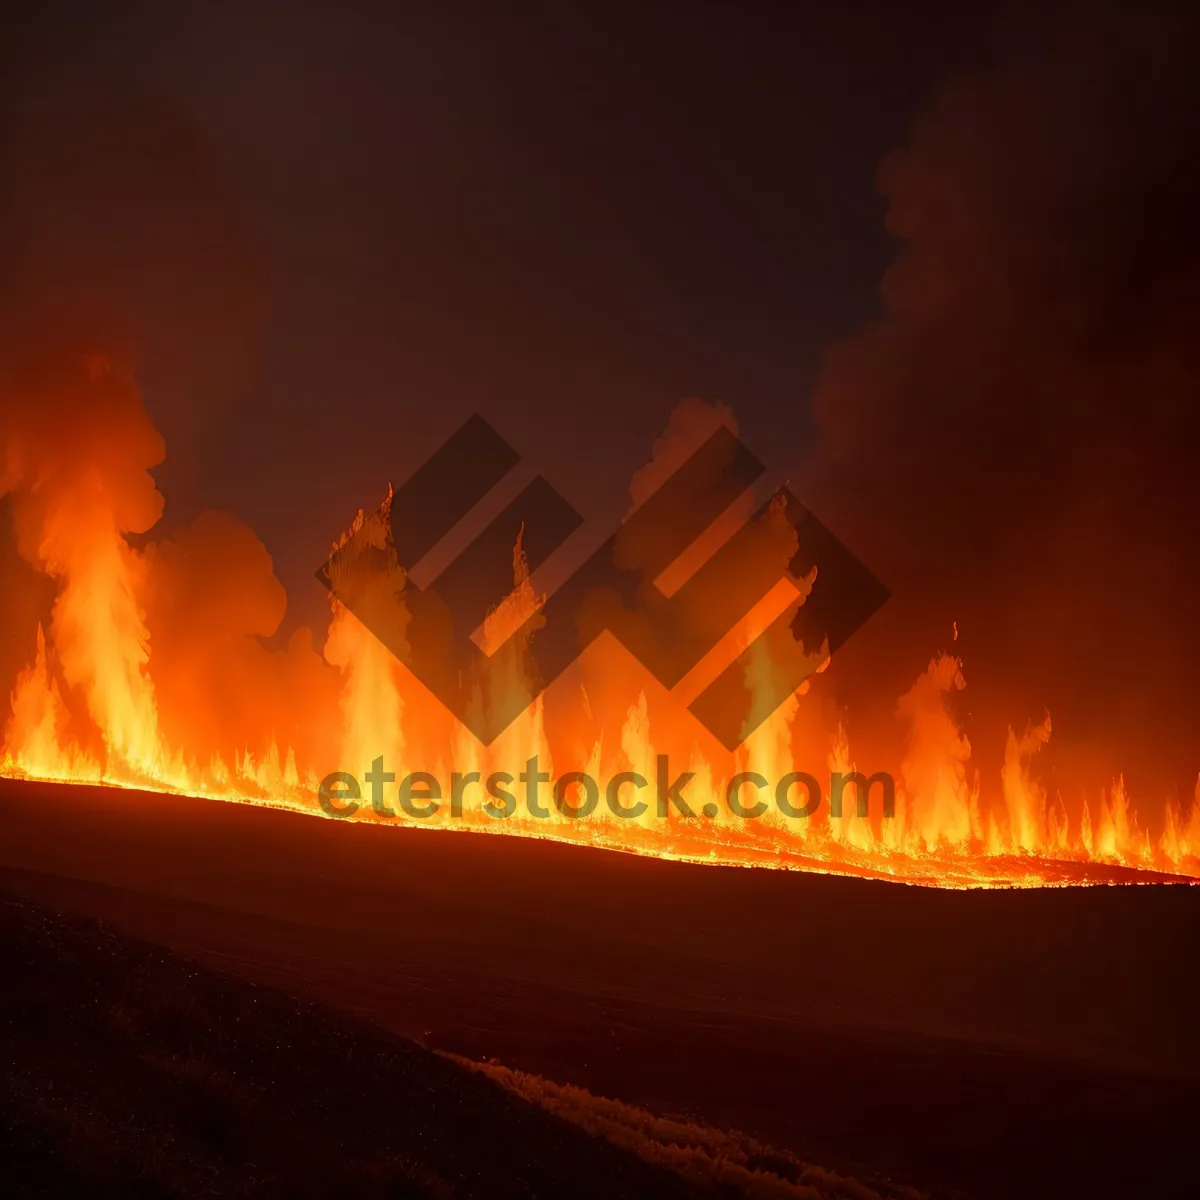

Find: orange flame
[1,368,1197,889]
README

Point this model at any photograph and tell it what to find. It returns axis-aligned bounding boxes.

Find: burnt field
[1,776,1197,1198]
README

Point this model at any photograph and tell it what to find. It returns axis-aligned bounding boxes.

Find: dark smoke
[0,16,268,506]
[805,7,1200,803]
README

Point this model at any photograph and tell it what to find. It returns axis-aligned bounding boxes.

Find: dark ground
[0,890,713,1198]
[1,777,1197,1198]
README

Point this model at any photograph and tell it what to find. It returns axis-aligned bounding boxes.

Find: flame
[323,493,407,785]
[1,365,1198,889]
[42,477,163,777]
[1002,716,1052,853]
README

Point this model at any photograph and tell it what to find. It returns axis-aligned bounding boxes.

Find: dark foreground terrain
[1,777,1198,1198]
[0,891,710,1198]
[3,889,916,1199]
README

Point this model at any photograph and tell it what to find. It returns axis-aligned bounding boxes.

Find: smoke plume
[804,8,1200,800]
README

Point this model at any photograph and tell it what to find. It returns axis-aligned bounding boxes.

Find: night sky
[1,2,987,615]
